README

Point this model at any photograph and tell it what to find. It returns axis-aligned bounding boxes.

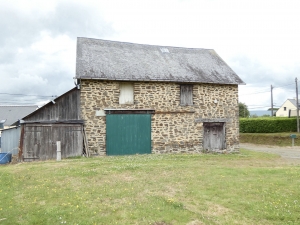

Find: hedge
[239,117,297,133]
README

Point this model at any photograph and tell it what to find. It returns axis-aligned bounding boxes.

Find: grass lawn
[240,132,300,146]
[0,150,300,225]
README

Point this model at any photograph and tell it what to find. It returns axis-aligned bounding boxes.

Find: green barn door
[106,114,151,155]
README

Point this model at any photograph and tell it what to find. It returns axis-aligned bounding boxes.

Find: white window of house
[119,83,134,104]
[284,107,286,111]
[180,84,193,105]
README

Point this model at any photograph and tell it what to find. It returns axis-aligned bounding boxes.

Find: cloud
[0,1,115,105]
[229,54,298,87]
[1,0,299,111]
[231,53,300,109]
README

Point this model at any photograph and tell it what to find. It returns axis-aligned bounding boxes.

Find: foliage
[1,153,300,224]
[268,108,279,111]
[239,102,250,118]
[240,117,297,133]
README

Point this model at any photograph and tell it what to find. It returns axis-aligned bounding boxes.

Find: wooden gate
[203,122,225,151]
[106,114,151,155]
[22,123,83,161]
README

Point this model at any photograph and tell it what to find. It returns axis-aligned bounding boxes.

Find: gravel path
[240,143,300,160]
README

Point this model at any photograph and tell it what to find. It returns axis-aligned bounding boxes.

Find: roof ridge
[77,37,214,51]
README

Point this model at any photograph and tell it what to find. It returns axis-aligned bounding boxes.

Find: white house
[276,99,300,117]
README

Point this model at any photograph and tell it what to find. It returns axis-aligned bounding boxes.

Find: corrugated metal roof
[0,106,38,126]
[76,37,245,85]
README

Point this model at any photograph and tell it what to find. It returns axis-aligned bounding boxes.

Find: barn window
[180,84,193,105]
[119,83,134,104]
[284,107,286,111]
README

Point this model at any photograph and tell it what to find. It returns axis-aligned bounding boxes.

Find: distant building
[0,105,38,151]
[0,105,38,129]
[276,99,299,117]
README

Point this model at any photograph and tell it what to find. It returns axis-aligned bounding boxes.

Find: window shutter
[119,83,134,104]
[180,85,193,105]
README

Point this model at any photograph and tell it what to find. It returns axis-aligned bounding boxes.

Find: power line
[0,98,44,102]
[0,103,40,106]
[0,101,46,104]
[273,83,294,89]
[248,106,270,109]
[0,99,52,104]
[240,90,270,96]
[0,93,56,98]
[248,105,270,107]
[240,83,295,96]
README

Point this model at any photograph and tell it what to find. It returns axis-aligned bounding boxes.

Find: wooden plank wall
[25,88,80,122]
[22,124,83,161]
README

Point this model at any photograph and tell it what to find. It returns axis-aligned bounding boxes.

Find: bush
[240,117,297,133]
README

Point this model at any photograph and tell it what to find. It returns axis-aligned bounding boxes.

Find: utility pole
[296,78,299,132]
[271,85,274,116]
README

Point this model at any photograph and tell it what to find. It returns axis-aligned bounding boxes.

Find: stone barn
[75,37,245,155]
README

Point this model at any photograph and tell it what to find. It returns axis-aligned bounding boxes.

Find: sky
[1,0,300,110]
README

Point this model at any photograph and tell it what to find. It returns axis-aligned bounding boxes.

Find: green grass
[0,151,300,225]
[240,132,300,146]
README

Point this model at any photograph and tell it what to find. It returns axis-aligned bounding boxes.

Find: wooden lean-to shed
[18,88,85,161]
[76,38,245,155]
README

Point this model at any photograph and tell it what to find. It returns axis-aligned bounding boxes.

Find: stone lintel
[195,118,231,123]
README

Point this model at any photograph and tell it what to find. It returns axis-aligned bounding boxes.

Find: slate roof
[76,38,245,85]
[287,99,300,108]
[0,106,38,126]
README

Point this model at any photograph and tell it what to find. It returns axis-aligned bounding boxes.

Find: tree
[239,102,250,118]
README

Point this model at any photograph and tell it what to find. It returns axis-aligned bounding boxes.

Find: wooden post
[271,85,274,116]
[18,125,25,162]
[57,141,61,161]
[296,78,299,132]
[82,126,90,157]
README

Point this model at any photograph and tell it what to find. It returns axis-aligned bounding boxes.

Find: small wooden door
[23,126,42,161]
[203,122,225,151]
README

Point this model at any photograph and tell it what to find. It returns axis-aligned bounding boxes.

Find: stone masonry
[80,80,240,155]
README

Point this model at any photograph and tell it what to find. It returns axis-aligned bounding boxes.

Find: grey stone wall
[80,80,239,155]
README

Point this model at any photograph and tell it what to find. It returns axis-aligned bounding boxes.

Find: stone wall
[80,80,239,155]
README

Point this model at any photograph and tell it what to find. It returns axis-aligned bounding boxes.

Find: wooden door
[23,126,43,161]
[22,124,83,161]
[203,122,225,151]
[106,114,151,155]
